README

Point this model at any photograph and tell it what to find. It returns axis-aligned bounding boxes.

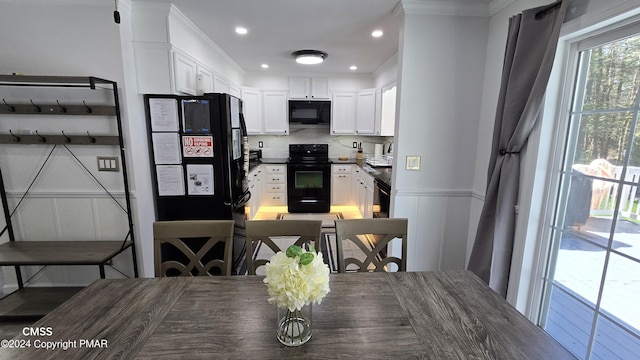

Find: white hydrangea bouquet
[263,244,330,346]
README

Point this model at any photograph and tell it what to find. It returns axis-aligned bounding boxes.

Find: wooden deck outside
[545,215,640,359]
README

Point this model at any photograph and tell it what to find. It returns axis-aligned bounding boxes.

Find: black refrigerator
[144,93,250,274]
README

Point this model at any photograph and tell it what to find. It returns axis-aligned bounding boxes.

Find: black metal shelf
[0,75,116,88]
[0,75,138,320]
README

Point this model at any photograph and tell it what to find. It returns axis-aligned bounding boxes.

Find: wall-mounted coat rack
[0,101,116,116]
[0,131,119,145]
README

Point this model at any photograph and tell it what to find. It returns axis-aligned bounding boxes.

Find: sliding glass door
[539,26,640,359]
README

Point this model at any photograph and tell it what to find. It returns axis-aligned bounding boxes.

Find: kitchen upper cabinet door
[310,78,329,99]
[288,77,309,99]
[331,92,356,135]
[355,89,376,135]
[289,77,329,99]
[262,91,289,135]
[241,88,262,134]
[195,65,213,95]
[213,74,230,94]
[173,52,197,95]
[380,83,397,136]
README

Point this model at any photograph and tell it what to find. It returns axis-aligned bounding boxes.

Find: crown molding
[395,0,516,17]
[489,0,516,15]
[167,4,245,76]
[398,0,491,17]
[0,0,110,5]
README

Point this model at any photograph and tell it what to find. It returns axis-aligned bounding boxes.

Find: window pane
[563,175,594,229]
[581,36,640,111]
[553,232,606,303]
[592,315,640,360]
[571,112,632,168]
[543,286,594,359]
[600,253,640,331]
[612,215,640,262]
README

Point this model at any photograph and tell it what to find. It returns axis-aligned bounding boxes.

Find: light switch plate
[97,156,119,172]
[406,156,421,170]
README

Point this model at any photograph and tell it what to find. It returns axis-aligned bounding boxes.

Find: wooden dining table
[0,271,575,359]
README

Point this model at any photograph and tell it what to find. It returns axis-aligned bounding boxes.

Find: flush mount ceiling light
[292,50,328,65]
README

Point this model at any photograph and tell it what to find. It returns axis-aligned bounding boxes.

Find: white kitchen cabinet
[213,74,230,94]
[351,166,374,218]
[331,164,352,205]
[289,77,329,99]
[173,52,197,95]
[364,177,374,219]
[241,87,262,134]
[331,92,356,135]
[262,91,289,135]
[356,89,377,135]
[195,65,213,95]
[351,167,361,206]
[379,82,397,136]
[248,166,264,219]
[173,51,233,97]
[261,165,287,206]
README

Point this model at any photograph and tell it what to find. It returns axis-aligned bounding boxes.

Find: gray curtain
[468,1,569,298]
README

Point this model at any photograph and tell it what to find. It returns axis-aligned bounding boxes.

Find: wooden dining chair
[153,220,235,277]
[244,219,323,275]
[334,218,408,272]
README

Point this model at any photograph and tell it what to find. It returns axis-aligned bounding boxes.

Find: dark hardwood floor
[0,321,32,340]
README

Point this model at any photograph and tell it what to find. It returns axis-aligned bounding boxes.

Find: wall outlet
[352,142,358,148]
[258,141,263,148]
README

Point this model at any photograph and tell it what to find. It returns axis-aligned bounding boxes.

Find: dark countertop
[252,157,392,188]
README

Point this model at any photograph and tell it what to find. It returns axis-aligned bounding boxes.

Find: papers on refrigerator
[156,165,185,196]
[186,164,214,195]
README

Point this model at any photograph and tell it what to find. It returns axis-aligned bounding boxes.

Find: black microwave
[289,100,331,125]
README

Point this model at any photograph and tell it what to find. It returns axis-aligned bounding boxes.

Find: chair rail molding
[395,188,476,198]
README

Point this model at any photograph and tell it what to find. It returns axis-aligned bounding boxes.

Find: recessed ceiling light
[372,30,383,38]
[235,27,248,35]
[261,64,269,69]
[292,50,328,65]
[350,65,357,70]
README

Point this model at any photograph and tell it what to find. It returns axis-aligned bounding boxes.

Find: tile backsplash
[248,126,393,159]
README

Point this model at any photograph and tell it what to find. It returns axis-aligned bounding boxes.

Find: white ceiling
[142,0,403,75]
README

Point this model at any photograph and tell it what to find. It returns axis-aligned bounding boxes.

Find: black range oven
[287,144,331,213]
[373,178,390,218]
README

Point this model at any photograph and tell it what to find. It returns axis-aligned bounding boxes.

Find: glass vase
[276,304,312,346]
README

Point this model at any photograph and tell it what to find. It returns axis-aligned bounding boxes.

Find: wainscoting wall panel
[1,192,133,290]
[394,189,472,271]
